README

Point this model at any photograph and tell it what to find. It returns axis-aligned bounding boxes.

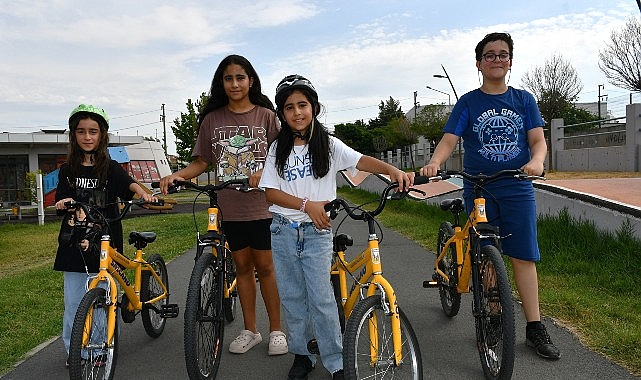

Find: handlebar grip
[413,175,430,185]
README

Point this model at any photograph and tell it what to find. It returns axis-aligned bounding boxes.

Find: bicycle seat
[440,198,464,212]
[128,231,157,246]
[333,233,353,252]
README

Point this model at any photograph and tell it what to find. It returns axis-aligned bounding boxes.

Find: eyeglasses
[482,52,511,62]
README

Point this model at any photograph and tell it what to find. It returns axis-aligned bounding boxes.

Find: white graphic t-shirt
[260,136,362,223]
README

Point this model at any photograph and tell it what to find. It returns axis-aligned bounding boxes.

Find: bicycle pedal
[423,280,439,288]
[160,304,180,318]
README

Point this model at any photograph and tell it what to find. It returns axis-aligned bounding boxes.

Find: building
[0,131,171,207]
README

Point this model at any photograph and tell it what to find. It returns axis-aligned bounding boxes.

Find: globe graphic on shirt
[477,114,519,161]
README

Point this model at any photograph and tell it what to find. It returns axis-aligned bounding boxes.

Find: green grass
[1,188,641,376]
[0,209,200,375]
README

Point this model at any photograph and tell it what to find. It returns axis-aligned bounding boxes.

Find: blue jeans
[270,213,343,373]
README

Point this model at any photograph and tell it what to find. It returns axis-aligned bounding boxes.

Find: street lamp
[425,85,451,105]
[433,64,462,169]
[433,64,459,101]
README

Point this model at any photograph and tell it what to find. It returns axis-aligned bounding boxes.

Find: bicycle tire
[69,287,118,380]
[331,273,346,332]
[223,246,238,322]
[184,250,225,380]
[141,253,169,338]
[343,295,423,380]
[436,221,461,317]
[474,245,515,380]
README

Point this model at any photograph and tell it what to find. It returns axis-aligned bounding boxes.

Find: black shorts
[222,218,272,252]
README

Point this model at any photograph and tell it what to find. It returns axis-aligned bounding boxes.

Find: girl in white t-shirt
[259,75,412,380]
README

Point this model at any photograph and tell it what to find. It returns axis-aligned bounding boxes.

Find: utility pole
[160,103,167,156]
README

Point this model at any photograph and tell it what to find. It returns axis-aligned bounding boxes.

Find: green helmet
[69,104,109,130]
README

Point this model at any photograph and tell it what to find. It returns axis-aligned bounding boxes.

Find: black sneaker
[333,369,345,380]
[288,354,314,380]
[526,324,561,360]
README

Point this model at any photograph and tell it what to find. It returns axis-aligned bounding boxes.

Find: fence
[550,102,641,171]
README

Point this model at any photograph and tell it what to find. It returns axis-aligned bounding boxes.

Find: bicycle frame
[332,226,404,366]
[82,235,170,346]
[201,200,237,300]
[433,196,491,293]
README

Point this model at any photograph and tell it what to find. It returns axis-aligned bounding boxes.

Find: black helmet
[274,74,318,110]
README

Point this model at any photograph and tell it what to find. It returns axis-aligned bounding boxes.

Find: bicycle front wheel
[141,253,169,338]
[184,250,225,380]
[69,287,118,380]
[343,295,423,380]
[474,245,515,380]
[436,221,461,317]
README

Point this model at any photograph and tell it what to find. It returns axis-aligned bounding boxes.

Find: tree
[333,120,375,155]
[411,104,449,145]
[368,97,404,130]
[598,17,641,91]
[521,53,583,126]
[172,92,208,167]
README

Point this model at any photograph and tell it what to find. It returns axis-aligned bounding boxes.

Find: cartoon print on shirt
[473,107,523,162]
[217,133,259,182]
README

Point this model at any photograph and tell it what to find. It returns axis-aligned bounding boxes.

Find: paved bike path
[3,207,639,379]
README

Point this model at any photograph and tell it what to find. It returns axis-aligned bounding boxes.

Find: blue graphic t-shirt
[445,87,544,177]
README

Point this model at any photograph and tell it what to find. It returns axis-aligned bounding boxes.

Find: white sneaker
[268,330,288,355]
[229,330,262,354]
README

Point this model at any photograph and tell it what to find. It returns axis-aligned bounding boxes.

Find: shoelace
[529,328,552,345]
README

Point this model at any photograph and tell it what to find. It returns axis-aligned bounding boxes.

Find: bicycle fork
[366,236,404,367]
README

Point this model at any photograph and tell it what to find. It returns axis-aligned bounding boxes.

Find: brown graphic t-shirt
[192,106,279,221]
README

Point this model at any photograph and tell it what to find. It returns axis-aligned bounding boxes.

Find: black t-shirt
[53,160,135,273]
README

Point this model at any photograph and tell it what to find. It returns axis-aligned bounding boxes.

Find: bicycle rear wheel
[474,245,515,380]
[223,247,238,322]
[343,295,423,380]
[141,253,169,338]
[184,250,225,380]
[436,221,461,317]
[69,287,118,380]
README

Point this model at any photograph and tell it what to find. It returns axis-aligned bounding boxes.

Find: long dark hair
[67,112,110,188]
[274,85,330,179]
[198,54,274,126]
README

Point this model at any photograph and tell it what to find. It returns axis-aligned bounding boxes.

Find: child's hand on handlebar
[159,174,185,195]
[391,170,414,192]
[56,197,74,210]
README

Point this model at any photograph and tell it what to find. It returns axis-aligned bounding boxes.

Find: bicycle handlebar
[323,176,430,221]
[63,198,165,225]
[150,178,255,195]
[431,169,545,184]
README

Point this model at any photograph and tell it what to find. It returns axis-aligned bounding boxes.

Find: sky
[2,0,640,155]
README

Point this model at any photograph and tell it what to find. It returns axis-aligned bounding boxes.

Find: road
[2,210,638,379]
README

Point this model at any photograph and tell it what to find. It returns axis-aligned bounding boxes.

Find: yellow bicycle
[156,178,250,380]
[67,198,178,380]
[324,178,428,380]
[423,169,542,379]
